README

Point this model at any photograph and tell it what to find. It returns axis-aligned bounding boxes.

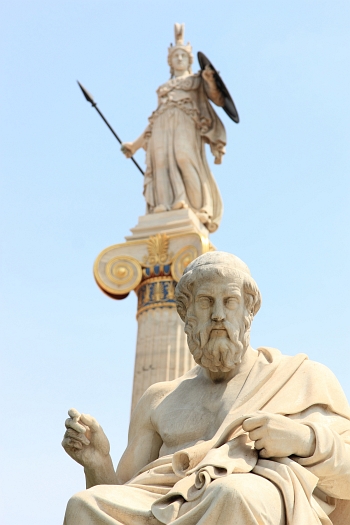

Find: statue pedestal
[125,208,209,241]
[94,210,214,411]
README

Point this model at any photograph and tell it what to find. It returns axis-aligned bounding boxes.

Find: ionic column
[132,277,193,410]
[94,208,214,411]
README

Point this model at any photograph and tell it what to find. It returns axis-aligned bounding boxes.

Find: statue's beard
[186,319,246,373]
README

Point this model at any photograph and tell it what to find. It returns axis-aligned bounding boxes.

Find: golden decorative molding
[96,255,142,296]
[171,245,198,282]
[143,234,173,266]
[93,230,213,299]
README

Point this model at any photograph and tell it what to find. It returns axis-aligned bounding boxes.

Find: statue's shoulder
[157,77,181,94]
[298,358,339,382]
[263,347,342,390]
[178,73,201,90]
[289,356,348,402]
[298,358,350,417]
[142,366,201,408]
[157,79,173,93]
[277,352,340,386]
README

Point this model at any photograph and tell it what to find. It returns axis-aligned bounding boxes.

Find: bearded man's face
[185,273,248,373]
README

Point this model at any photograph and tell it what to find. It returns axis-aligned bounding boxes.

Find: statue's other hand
[202,64,215,83]
[121,142,135,158]
[62,408,110,469]
[202,65,225,107]
[242,412,316,459]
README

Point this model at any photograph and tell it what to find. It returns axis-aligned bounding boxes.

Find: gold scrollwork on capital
[171,245,199,282]
[95,255,142,296]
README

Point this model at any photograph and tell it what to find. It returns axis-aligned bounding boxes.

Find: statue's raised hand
[202,64,215,83]
[62,408,110,469]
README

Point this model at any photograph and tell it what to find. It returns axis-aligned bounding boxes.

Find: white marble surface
[63,252,350,524]
[125,208,210,241]
[121,24,226,233]
[94,209,210,409]
[131,306,192,412]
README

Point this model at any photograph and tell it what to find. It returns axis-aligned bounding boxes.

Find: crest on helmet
[168,23,193,75]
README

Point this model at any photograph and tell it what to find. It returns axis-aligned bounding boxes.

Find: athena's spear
[77,81,144,176]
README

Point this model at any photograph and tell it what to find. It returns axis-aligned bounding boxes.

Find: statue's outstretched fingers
[242,413,268,432]
[65,417,87,434]
[68,407,81,419]
[79,413,99,432]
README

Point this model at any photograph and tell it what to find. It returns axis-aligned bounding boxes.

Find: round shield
[197,51,239,123]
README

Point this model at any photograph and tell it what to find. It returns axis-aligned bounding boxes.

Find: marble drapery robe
[64,348,350,525]
[142,73,226,232]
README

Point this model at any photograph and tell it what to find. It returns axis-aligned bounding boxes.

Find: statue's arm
[62,408,118,489]
[121,127,149,158]
[295,420,350,499]
[288,364,350,499]
[295,406,350,499]
[115,384,164,484]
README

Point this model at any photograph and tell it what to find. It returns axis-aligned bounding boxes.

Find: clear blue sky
[1,1,349,523]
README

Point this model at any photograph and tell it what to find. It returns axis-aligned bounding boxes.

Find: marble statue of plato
[62,251,350,525]
[121,24,226,233]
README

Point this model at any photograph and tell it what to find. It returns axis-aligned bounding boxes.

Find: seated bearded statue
[62,251,350,525]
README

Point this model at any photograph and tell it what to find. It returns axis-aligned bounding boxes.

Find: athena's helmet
[168,23,194,76]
